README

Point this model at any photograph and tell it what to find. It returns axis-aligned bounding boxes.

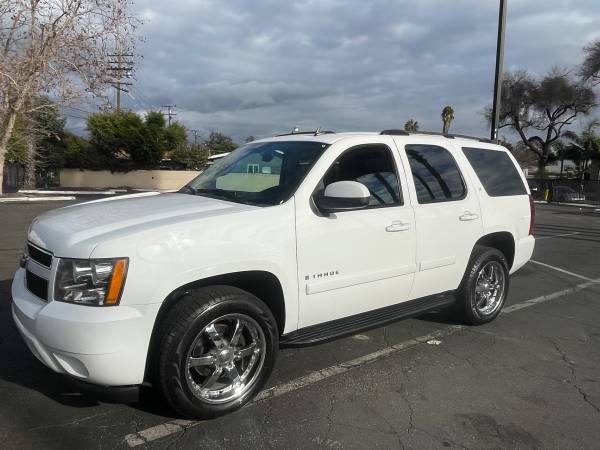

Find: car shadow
[0,277,181,418]
[0,275,464,419]
[0,278,106,408]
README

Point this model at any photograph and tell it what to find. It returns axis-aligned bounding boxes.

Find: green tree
[170,144,208,170]
[4,98,66,188]
[487,70,595,175]
[144,111,168,163]
[63,132,110,170]
[88,111,146,161]
[87,111,168,168]
[404,119,419,132]
[441,106,454,134]
[30,98,67,171]
[5,117,27,164]
[205,131,237,155]
[562,120,600,177]
[165,122,188,152]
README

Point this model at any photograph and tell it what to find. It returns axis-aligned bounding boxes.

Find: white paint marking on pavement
[0,196,76,203]
[124,275,600,448]
[534,232,581,240]
[124,419,199,447]
[18,189,116,195]
[530,259,596,282]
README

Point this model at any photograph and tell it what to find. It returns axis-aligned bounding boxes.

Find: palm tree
[562,119,600,177]
[404,119,419,132]
[441,106,454,134]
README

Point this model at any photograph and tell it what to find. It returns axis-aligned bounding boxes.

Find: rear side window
[405,144,466,203]
[462,147,527,196]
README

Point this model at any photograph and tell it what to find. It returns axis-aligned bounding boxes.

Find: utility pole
[190,129,200,145]
[490,0,507,141]
[107,53,134,112]
[162,105,177,126]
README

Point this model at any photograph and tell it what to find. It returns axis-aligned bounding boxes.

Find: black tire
[454,245,509,325]
[155,285,278,418]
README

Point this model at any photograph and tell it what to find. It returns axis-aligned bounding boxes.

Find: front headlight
[54,258,128,306]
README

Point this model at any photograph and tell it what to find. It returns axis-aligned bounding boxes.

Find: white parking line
[124,273,600,448]
[535,232,581,240]
[530,259,596,282]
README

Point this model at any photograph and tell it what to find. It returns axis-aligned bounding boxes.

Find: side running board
[280,292,455,347]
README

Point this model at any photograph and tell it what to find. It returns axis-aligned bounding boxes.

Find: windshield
[181,140,329,206]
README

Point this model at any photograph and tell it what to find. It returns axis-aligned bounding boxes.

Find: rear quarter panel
[452,141,533,272]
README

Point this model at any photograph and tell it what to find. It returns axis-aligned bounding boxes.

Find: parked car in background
[552,186,586,202]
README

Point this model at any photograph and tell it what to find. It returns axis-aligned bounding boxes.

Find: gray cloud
[119,0,600,143]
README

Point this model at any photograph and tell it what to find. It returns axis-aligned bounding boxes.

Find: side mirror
[314,180,370,213]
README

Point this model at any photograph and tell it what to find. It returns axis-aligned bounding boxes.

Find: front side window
[320,144,402,207]
[405,144,466,204]
[182,141,328,206]
[462,147,527,196]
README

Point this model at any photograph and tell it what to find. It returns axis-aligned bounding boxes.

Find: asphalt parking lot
[1,200,599,449]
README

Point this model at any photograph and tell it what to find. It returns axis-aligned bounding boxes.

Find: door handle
[459,211,479,221]
[386,221,411,232]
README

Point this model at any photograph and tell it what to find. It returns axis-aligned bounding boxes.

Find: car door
[294,139,417,328]
[393,137,483,300]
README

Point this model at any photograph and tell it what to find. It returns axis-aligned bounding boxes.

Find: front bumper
[11,268,161,386]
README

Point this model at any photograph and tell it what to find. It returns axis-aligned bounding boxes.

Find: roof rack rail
[380,129,497,144]
[277,126,335,137]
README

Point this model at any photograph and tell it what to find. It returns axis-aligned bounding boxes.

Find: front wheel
[454,246,509,325]
[155,286,278,418]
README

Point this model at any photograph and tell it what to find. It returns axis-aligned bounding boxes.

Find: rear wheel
[454,246,509,325]
[155,286,278,418]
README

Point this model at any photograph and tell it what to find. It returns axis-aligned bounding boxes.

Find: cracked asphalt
[1,201,599,449]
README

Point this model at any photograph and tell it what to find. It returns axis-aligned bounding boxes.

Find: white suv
[12,130,535,418]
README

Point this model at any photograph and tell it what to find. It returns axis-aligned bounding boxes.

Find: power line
[63,113,89,120]
[189,129,201,145]
[62,105,96,114]
[128,85,158,112]
[107,53,134,112]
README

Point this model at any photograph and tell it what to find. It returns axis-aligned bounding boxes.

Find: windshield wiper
[179,185,197,195]
[195,188,240,202]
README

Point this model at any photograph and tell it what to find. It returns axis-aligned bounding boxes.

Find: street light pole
[490,0,507,141]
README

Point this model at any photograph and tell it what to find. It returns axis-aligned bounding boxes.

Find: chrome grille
[26,270,49,301]
[27,243,53,268]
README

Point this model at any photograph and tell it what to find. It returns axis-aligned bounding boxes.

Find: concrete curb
[0,196,76,203]
[18,189,118,195]
[534,200,599,209]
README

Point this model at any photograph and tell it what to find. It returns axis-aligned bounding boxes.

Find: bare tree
[441,106,454,134]
[580,40,600,86]
[0,0,138,194]
[488,70,596,175]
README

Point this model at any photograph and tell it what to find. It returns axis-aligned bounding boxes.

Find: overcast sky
[88,0,600,143]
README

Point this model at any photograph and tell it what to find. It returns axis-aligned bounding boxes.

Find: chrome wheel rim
[185,314,266,404]
[474,261,506,315]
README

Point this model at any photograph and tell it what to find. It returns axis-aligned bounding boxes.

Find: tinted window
[406,144,466,203]
[184,141,328,206]
[462,147,527,196]
[321,145,402,206]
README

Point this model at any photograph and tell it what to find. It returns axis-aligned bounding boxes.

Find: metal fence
[528,178,600,205]
[2,164,24,193]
